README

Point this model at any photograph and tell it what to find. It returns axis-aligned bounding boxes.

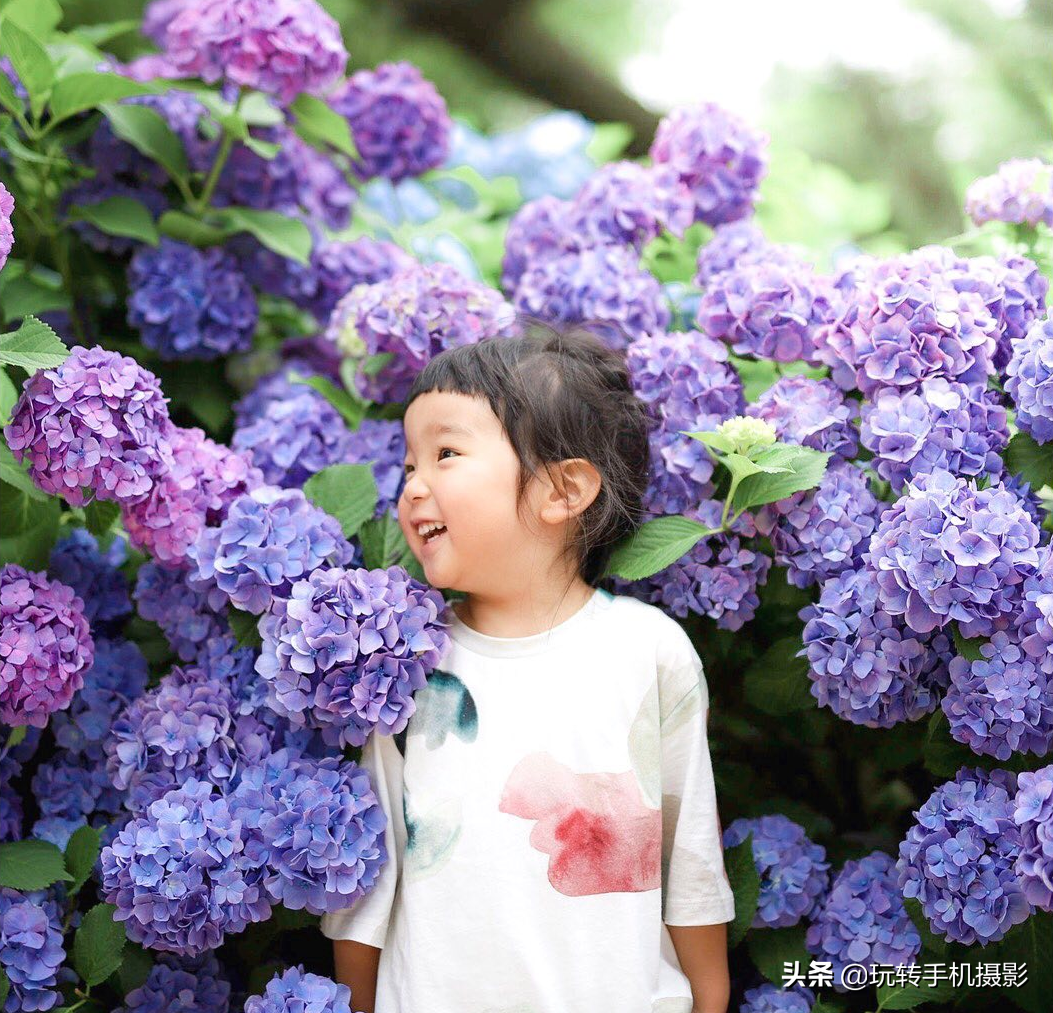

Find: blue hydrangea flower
[1013,763,1053,911]
[244,965,353,1013]
[897,767,1031,944]
[100,777,273,955]
[805,851,921,990]
[31,742,124,850]
[0,755,22,842]
[748,376,858,459]
[256,565,451,749]
[115,951,231,1013]
[48,529,131,628]
[0,886,65,1013]
[189,486,354,615]
[135,562,231,662]
[861,378,1009,492]
[695,220,793,288]
[1006,316,1053,445]
[869,470,1042,637]
[128,239,258,361]
[500,195,578,292]
[345,419,406,517]
[723,814,830,928]
[739,984,816,1013]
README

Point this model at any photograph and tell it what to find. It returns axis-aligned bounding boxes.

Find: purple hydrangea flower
[163,0,347,105]
[694,220,793,288]
[231,753,387,913]
[897,767,1031,944]
[1014,763,1053,911]
[31,742,124,849]
[346,418,406,516]
[128,240,258,361]
[232,390,355,488]
[115,951,231,1013]
[500,195,578,292]
[4,345,173,506]
[232,357,336,428]
[135,562,231,662]
[805,851,921,991]
[755,462,879,590]
[0,181,13,272]
[649,102,768,226]
[1006,316,1053,444]
[189,486,354,615]
[860,378,1008,493]
[329,61,451,182]
[512,245,668,351]
[723,814,830,927]
[739,984,816,1013]
[123,427,262,566]
[0,886,65,1013]
[0,755,22,842]
[244,965,353,1013]
[106,667,270,813]
[965,253,1048,372]
[0,566,94,729]
[100,777,273,954]
[327,262,516,403]
[966,158,1053,230]
[800,566,953,728]
[256,565,450,749]
[869,470,1042,637]
[142,0,191,44]
[48,529,131,627]
[696,256,836,363]
[748,376,857,459]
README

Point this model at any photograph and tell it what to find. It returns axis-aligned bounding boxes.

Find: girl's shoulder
[593,589,700,674]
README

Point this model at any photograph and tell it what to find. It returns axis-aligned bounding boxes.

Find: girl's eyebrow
[430,422,473,437]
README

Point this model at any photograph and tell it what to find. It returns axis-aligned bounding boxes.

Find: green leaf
[151,359,233,431]
[0,440,46,500]
[67,19,141,46]
[0,484,60,568]
[0,70,23,119]
[719,450,780,485]
[5,725,27,750]
[0,315,69,372]
[0,968,8,1011]
[733,445,832,511]
[303,464,378,540]
[290,372,367,429]
[683,428,734,455]
[73,903,127,986]
[585,122,633,162]
[951,622,987,662]
[100,101,188,185]
[114,942,153,997]
[68,195,159,246]
[0,369,17,425]
[0,264,69,322]
[744,637,816,715]
[84,500,119,537]
[290,92,358,157]
[0,19,54,117]
[243,135,281,159]
[64,825,102,895]
[212,207,311,264]
[746,924,810,986]
[1006,431,1052,493]
[0,839,75,890]
[902,897,947,958]
[158,210,232,247]
[991,909,1053,1013]
[922,709,975,780]
[228,608,263,650]
[724,833,759,949]
[875,979,959,1010]
[49,72,155,125]
[358,513,424,582]
[1,0,62,38]
[603,515,711,581]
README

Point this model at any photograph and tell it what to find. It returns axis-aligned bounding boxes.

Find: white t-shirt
[320,587,735,1013]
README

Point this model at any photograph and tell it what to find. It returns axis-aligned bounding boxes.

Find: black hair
[403,317,654,587]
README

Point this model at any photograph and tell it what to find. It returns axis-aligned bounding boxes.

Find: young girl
[320,322,736,1013]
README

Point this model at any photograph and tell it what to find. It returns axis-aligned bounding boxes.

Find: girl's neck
[452,578,596,638]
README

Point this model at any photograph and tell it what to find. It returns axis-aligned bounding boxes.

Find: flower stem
[192,89,244,216]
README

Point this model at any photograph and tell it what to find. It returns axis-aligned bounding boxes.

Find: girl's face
[398,390,544,593]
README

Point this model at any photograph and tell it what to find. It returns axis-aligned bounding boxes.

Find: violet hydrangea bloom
[4,345,172,506]
[189,486,354,615]
[800,566,953,728]
[327,262,516,403]
[115,951,231,1013]
[0,181,13,273]
[0,565,94,729]
[897,766,1031,945]
[500,195,578,292]
[256,565,450,749]
[1013,763,1053,911]
[512,245,668,351]
[649,102,768,226]
[128,240,258,361]
[329,61,451,182]
[805,851,920,990]
[694,220,792,288]
[723,814,830,928]
[142,0,191,44]
[748,376,857,459]
[0,755,21,842]
[0,886,65,1013]
[869,470,1042,637]
[244,965,353,1013]
[48,528,131,628]
[740,984,816,1013]
[965,158,1053,230]
[101,776,273,954]
[163,0,347,105]
[860,378,1008,493]
[1006,316,1053,444]
[135,562,231,662]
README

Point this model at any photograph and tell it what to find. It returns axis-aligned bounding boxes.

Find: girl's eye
[438,447,457,461]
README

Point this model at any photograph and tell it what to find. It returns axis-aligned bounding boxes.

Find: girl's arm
[666,923,730,1013]
[333,939,382,1013]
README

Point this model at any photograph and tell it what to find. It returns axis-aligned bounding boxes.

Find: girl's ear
[538,458,602,524]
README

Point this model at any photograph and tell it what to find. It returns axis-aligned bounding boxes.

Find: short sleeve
[319,728,406,947]
[658,624,736,926]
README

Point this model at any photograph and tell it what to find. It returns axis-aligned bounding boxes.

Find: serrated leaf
[84,500,119,537]
[0,315,69,372]
[0,839,75,890]
[100,101,188,185]
[69,196,159,246]
[992,909,1053,1013]
[290,372,367,429]
[0,440,47,500]
[733,445,832,511]
[49,72,155,125]
[0,484,60,568]
[73,903,126,986]
[303,464,378,540]
[212,207,311,264]
[228,608,263,648]
[875,979,958,1009]
[290,92,358,158]
[113,941,152,997]
[684,429,734,455]
[724,833,759,949]
[603,515,711,581]
[951,622,987,663]
[1006,431,1052,493]
[744,638,816,715]
[0,19,54,118]
[358,513,423,581]
[746,924,811,986]
[64,824,102,895]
